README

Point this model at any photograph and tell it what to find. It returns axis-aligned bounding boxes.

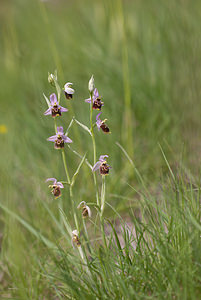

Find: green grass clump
[0,0,201,298]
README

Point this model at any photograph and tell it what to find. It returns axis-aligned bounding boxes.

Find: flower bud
[48,74,55,86]
[88,75,95,93]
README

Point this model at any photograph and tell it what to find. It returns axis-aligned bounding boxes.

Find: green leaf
[67,145,92,169]
[43,93,51,108]
[71,153,87,187]
[74,118,92,136]
[65,118,74,136]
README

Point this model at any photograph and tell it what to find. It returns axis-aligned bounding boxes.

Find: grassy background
[0,0,201,298]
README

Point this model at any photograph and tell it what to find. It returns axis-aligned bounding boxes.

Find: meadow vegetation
[0,0,201,298]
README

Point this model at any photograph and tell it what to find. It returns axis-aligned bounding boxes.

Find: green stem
[70,185,79,231]
[90,92,100,207]
[54,118,57,133]
[101,218,107,248]
[61,146,79,232]
[62,149,70,185]
[101,175,106,215]
[100,175,107,247]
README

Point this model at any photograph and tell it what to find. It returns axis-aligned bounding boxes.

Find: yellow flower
[0,124,8,134]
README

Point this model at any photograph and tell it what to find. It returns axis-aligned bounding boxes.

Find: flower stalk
[89,91,100,207]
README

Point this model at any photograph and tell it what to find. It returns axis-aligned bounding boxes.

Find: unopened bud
[48,72,57,86]
[48,74,54,86]
[88,75,95,93]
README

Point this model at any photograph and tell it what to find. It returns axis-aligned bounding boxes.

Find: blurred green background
[1,0,201,295]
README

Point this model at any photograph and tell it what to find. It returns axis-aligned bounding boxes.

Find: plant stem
[100,175,106,215]
[61,149,70,185]
[62,149,79,230]
[90,92,100,207]
[100,175,107,247]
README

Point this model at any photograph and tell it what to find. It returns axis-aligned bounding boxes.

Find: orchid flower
[96,112,110,133]
[44,93,68,117]
[85,88,104,110]
[47,126,72,149]
[77,201,92,218]
[64,82,75,99]
[72,230,81,247]
[92,155,111,175]
[46,177,64,198]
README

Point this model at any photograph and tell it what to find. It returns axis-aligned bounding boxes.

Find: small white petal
[65,87,75,95]
[77,201,86,209]
[86,205,92,218]
[72,229,78,236]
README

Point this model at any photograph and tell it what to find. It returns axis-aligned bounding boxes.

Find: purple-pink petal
[85,98,91,103]
[60,106,68,112]
[50,93,58,105]
[99,155,109,162]
[96,119,102,130]
[57,182,64,188]
[46,178,57,184]
[96,112,102,121]
[63,136,73,143]
[47,135,58,142]
[92,161,102,172]
[94,88,99,98]
[57,126,64,135]
[44,108,52,115]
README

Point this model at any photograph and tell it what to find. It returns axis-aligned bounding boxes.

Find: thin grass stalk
[116,0,134,157]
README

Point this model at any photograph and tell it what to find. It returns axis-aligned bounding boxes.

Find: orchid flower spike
[77,201,92,218]
[44,93,68,117]
[64,82,75,99]
[96,112,110,133]
[85,88,104,110]
[47,126,72,149]
[46,178,64,198]
[72,230,81,247]
[92,155,111,175]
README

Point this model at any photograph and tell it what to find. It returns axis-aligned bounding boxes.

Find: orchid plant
[43,72,111,260]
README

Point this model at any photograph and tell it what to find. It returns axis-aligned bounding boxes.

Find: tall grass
[0,0,201,298]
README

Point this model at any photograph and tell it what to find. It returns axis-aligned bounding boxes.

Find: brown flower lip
[100,162,110,175]
[54,136,64,149]
[47,126,73,149]
[93,97,103,110]
[64,92,73,100]
[51,105,61,117]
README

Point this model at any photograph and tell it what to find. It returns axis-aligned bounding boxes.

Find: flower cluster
[44,73,112,255]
